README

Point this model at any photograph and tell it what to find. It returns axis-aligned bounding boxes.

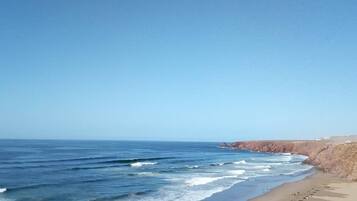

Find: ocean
[0,140,313,201]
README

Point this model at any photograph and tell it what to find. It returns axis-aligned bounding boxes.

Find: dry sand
[250,171,357,201]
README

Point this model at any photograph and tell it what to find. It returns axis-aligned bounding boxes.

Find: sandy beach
[250,171,357,201]
[228,137,357,201]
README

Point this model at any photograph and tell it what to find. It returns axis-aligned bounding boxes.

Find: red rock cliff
[228,140,357,180]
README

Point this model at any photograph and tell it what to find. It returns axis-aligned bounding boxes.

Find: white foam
[235,164,271,170]
[136,186,229,201]
[130,162,157,167]
[283,166,313,175]
[282,155,293,161]
[262,168,270,172]
[172,187,226,201]
[264,155,293,162]
[0,188,6,193]
[185,177,221,186]
[146,178,245,201]
[295,155,308,160]
[233,160,246,164]
[252,165,271,169]
[269,162,283,165]
[184,175,241,187]
[228,169,246,175]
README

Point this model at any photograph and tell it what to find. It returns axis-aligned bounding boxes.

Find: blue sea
[0,140,313,201]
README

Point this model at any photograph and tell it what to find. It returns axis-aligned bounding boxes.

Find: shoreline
[223,137,357,201]
[250,170,357,201]
[204,162,314,201]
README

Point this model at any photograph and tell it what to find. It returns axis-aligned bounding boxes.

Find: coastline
[222,137,357,201]
[250,170,357,201]
[227,138,357,180]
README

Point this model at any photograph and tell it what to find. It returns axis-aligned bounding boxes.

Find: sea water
[0,140,312,201]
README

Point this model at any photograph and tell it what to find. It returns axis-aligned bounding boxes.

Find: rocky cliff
[227,139,357,180]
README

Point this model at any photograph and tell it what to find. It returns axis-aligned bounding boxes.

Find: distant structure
[326,135,357,144]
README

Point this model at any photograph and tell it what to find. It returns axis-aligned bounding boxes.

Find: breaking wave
[130,162,157,167]
[233,160,247,164]
[228,169,246,175]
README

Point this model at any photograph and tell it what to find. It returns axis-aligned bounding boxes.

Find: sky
[1,0,357,141]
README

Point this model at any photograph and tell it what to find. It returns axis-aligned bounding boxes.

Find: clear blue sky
[1,0,357,141]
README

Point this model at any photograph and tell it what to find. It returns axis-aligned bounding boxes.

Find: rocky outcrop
[227,140,357,181]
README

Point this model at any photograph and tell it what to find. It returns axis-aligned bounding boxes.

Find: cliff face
[228,140,357,181]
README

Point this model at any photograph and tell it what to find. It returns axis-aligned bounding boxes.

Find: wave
[0,164,56,170]
[0,156,121,170]
[233,160,247,164]
[91,194,130,201]
[228,169,246,175]
[168,158,206,164]
[128,172,158,177]
[232,164,273,172]
[210,162,224,166]
[255,156,293,164]
[7,183,59,192]
[2,156,115,165]
[2,163,122,171]
[282,166,313,176]
[267,155,293,162]
[239,162,280,166]
[252,165,271,169]
[281,155,293,161]
[292,155,308,161]
[130,162,157,167]
[186,165,199,169]
[7,178,118,192]
[66,164,122,171]
[185,177,223,186]
[91,190,154,201]
[267,162,283,165]
[132,185,235,201]
[3,157,172,170]
[0,188,6,193]
[137,172,158,177]
[97,157,173,165]
[184,174,245,190]
[158,169,177,173]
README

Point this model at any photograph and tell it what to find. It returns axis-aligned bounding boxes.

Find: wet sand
[250,171,357,201]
